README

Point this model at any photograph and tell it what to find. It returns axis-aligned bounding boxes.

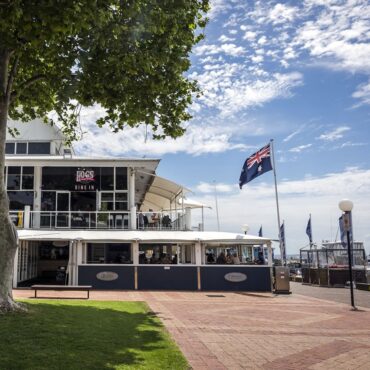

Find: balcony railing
[10,210,187,231]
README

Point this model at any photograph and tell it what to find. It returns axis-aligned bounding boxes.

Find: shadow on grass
[0,300,187,370]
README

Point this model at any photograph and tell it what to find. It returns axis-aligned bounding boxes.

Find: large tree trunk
[0,50,24,312]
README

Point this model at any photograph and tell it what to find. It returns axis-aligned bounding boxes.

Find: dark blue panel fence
[200,266,272,292]
[78,265,135,289]
[138,266,198,290]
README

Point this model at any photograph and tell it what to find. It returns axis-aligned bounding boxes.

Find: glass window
[139,243,177,264]
[41,191,56,211]
[178,244,195,264]
[7,191,34,210]
[87,243,132,264]
[28,142,50,154]
[100,192,114,211]
[5,142,15,154]
[16,142,27,154]
[116,167,128,190]
[115,192,128,211]
[7,166,21,190]
[22,167,34,190]
[205,245,254,265]
[71,192,96,211]
[100,167,114,190]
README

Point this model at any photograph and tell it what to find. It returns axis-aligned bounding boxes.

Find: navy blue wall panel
[78,265,135,289]
[200,266,272,292]
[138,266,197,290]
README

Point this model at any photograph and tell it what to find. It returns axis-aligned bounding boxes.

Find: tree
[0,0,208,312]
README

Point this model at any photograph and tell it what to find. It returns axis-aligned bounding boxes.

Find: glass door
[56,191,71,228]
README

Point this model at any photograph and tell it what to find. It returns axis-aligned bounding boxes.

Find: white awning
[141,175,191,211]
[17,229,271,245]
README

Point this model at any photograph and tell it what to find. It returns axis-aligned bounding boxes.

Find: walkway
[14,289,370,369]
[291,281,370,308]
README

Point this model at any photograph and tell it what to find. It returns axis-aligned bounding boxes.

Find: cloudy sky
[75,0,370,254]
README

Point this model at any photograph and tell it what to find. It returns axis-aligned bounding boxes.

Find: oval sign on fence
[224,272,247,283]
[96,271,119,281]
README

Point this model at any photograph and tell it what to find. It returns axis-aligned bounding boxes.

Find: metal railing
[10,209,188,231]
[19,210,187,230]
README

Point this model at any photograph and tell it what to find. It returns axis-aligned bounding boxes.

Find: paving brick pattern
[14,290,370,369]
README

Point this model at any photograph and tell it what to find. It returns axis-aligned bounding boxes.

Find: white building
[6,120,273,291]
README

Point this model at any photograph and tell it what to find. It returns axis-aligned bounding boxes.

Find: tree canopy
[0,0,209,312]
[0,0,209,141]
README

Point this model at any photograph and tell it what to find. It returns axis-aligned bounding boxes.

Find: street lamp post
[338,199,357,311]
[242,224,249,235]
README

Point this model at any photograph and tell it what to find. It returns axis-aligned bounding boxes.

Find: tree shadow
[0,300,187,370]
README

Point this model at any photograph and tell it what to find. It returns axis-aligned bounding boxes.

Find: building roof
[17,229,271,244]
[141,175,191,211]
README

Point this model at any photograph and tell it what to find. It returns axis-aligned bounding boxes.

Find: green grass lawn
[0,300,188,370]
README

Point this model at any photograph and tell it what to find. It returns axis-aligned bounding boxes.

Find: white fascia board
[5,156,160,169]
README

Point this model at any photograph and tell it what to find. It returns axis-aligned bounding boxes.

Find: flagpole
[309,214,312,250]
[213,180,220,231]
[270,139,284,265]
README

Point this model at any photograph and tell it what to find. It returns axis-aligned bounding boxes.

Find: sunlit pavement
[14,289,370,369]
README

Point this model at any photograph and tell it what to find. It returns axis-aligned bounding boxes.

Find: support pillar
[129,168,137,230]
[33,166,42,228]
[185,207,191,231]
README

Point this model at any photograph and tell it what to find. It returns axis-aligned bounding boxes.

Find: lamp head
[242,224,250,233]
[338,199,353,212]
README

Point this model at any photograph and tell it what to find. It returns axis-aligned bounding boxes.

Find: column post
[33,166,42,228]
[129,168,137,230]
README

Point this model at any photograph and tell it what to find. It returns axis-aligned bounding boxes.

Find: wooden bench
[31,285,92,299]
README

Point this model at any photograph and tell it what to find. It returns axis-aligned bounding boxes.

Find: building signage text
[224,272,247,283]
[96,271,119,281]
[75,169,95,190]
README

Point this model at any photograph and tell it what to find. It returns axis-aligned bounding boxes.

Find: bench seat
[31,285,92,299]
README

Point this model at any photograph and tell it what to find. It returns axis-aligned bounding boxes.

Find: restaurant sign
[96,271,119,281]
[75,168,96,190]
[224,272,247,283]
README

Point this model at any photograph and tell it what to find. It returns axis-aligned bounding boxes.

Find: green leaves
[1,0,209,142]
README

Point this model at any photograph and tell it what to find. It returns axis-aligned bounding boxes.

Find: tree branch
[10,74,46,102]
[5,54,19,102]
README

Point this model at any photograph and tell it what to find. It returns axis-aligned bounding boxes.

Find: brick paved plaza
[14,289,370,369]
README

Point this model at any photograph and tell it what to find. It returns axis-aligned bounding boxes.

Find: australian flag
[306,216,312,244]
[239,143,273,189]
[258,225,263,237]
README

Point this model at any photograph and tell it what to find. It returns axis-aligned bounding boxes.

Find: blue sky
[76,0,370,254]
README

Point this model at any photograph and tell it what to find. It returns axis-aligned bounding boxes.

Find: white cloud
[196,182,236,194]
[190,168,370,253]
[352,79,370,106]
[267,4,298,25]
[194,43,246,57]
[289,144,312,153]
[243,31,257,40]
[283,126,304,142]
[218,34,234,42]
[73,106,252,157]
[318,126,350,141]
[192,70,303,117]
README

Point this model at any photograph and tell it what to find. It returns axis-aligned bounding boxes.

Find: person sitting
[256,251,265,265]
[232,253,240,265]
[216,252,226,264]
[226,252,233,264]
[162,214,171,228]
[207,253,215,264]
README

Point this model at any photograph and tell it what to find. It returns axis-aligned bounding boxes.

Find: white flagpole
[213,180,220,231]
[309,213,312,250]
[270,139,284,265]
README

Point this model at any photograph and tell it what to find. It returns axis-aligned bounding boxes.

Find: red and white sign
[76,169,95,183]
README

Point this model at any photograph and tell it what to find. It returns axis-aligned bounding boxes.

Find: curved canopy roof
[140,175,192,211]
